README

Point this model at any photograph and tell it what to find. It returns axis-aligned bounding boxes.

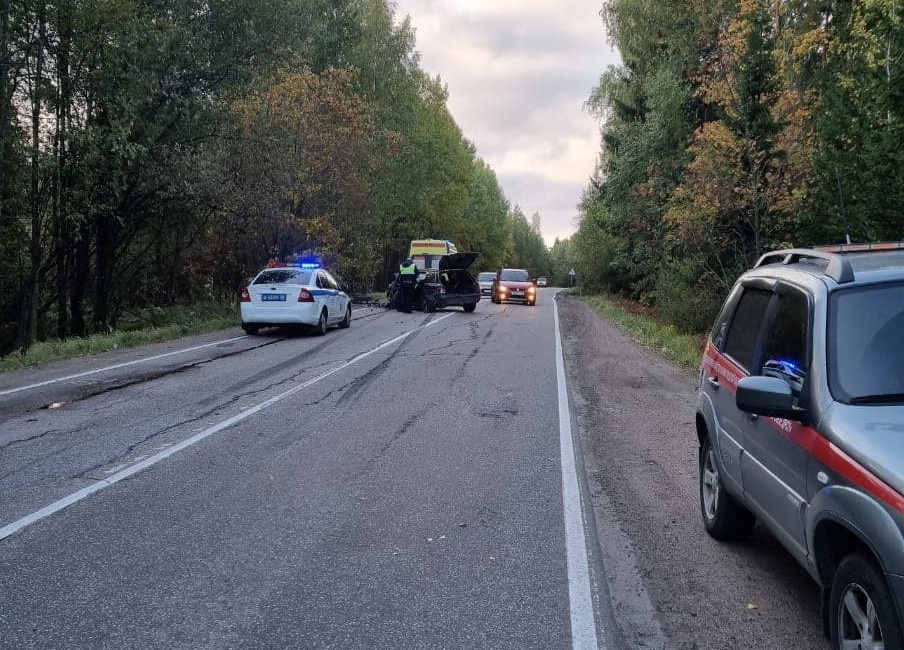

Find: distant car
[537,276,548,287]
[240,263,351,335]
[695,242,904,650]
[492,268,537,306]
[388,252,481,313]
[477,271,496,296]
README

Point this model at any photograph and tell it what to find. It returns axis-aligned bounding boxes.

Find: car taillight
[298,289,314,302]
[240,288,251,302]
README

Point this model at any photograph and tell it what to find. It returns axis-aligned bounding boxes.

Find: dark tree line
[578,0,904,331]
[0,0,550,355]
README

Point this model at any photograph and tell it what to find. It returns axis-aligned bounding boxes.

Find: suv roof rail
[815,241,904,252]
[753,248,854,284]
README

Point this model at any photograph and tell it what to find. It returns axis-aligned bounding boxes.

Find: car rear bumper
[240,302,321,326]
[435,292,481,308]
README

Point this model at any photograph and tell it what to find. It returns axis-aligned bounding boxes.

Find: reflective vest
[399,262,416,276]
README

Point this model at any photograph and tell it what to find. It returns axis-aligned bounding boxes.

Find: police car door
[741,284,810,557]
[315,271,335,321]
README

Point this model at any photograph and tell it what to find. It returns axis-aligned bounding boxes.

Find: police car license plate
[261,294,286,301]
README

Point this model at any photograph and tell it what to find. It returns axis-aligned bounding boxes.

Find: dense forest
[0,0,551,355]
[576,0,904,332]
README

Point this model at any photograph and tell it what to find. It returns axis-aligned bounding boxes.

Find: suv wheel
[830,554,903,650]
[699,437,755,540]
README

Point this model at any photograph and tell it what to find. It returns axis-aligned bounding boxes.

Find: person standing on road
[398,257,419,313]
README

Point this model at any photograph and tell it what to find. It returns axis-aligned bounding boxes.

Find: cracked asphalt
[0,296,829,649]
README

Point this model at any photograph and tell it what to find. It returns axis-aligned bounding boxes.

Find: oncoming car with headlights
[240,262,351,335]
[491,268,537,306]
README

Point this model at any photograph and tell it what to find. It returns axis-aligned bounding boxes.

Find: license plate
[512,290,524,296]
[261,293,286,302]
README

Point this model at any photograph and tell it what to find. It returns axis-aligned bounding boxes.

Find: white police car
[239,262,351,335]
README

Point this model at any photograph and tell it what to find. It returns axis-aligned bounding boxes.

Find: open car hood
[439,252,478,271]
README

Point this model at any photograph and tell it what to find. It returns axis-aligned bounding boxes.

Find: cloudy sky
[391,0,622,246]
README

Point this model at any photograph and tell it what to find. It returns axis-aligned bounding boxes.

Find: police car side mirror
[737,376,809,424]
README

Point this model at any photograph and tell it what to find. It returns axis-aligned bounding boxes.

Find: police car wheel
[699,437,754,541]
[340,304,351,328]
[314,310,328,336]
[830,554,903,650]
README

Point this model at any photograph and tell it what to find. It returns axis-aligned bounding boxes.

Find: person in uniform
[397,257,419,313]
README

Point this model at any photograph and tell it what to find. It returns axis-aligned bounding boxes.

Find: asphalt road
[0,292,829,649]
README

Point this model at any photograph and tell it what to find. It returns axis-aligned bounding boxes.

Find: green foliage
[577,0,904,337]
[654,257,728,333]
[0,0,521,354]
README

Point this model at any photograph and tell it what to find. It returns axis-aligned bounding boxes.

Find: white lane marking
[0,336,249,397]
[554,298,602,650]
[0,314,451,541]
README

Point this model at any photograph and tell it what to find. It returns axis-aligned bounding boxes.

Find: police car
[239,261,351,335]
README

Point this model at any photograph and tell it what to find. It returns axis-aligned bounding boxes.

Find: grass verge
[579,294,706,373]
[0,301,239,373]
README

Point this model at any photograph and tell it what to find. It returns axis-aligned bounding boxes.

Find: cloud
[393,0,621,245]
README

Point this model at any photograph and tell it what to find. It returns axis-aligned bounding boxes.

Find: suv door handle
[706,376,719,391]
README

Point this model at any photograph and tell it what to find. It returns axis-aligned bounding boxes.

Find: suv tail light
[298,289,314,302]
[240,288,251,302]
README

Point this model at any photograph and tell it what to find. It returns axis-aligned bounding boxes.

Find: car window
[316,271,339,290]
[709,284,742,349]
[478,272,496,282]
[723,287,772,372]
[253,269,312,285]
[500,269,529,282]
[761,288,809,390]
[829,281,904,402]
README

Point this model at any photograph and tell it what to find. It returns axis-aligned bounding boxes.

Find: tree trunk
[54,1,73,339]
[16,1,46,351]
[93,211,116,332]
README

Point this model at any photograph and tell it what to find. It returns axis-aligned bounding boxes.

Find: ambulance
[408,239,458,272]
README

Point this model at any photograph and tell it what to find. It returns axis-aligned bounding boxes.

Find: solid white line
[554,298,602,650]
[0,336,250,397]
[0,315,451,541]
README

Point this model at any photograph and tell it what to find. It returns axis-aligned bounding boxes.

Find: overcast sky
[391,0,622,246]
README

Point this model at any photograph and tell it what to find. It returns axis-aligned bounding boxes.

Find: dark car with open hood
[388,252,481,313]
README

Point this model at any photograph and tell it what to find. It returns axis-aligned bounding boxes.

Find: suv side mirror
[737,376,809,423]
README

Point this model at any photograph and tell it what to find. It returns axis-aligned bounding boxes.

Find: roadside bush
[655,258,726,333]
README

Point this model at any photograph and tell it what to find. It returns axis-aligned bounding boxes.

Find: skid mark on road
[0,314,452,542]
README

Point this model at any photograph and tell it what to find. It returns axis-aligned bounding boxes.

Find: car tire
[699,437,755,540]
[339,304,351,328]
[242,324,259,335]
[528,300,536,306]
[313,309,328,336]
[463,302,476,312]
[830,554,903,650]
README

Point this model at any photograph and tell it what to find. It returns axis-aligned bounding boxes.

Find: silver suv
[695,243,904,650]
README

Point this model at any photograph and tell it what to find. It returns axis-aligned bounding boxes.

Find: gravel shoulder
[557,294,826,650]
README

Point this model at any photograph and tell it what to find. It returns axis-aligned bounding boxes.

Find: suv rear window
[829,281,904,403]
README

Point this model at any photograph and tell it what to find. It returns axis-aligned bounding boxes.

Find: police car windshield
[253,269,313,285]
[500,269,529,282]
[828,281,904,403]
